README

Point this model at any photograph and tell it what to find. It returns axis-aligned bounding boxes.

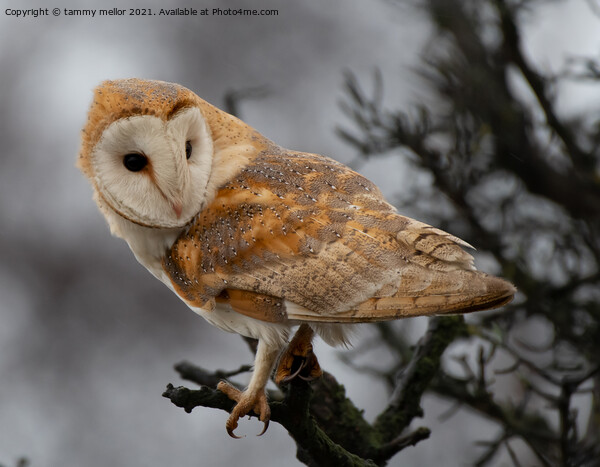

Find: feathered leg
[217,339,282,438]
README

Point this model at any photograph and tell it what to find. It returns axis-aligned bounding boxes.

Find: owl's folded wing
[163,152,515,324]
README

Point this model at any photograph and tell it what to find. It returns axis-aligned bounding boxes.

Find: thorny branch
[164,317,465,466]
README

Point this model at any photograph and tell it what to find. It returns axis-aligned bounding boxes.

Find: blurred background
[1,1,599,466]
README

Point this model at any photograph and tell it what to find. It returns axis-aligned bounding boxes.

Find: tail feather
[397,220,476,272]
[287,271,516,323]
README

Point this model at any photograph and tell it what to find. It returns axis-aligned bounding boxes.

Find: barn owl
[78,78,515,437]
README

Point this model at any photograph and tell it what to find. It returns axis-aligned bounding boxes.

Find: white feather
[192,302,290,349]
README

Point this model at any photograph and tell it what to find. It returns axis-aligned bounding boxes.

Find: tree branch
[425,0,600,220]
[493,0,594,171]
[162,317,462,466]
[373,316,468,442]
[163,374,378,466]
[428,371,556,467]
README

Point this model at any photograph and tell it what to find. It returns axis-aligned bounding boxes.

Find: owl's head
[78,79,219,229]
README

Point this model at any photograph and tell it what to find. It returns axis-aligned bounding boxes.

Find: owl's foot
[217,381,270,438]
[275,324,323,385]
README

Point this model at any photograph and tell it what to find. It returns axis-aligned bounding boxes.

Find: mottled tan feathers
[216,289,287,323]
[163,150,515,323]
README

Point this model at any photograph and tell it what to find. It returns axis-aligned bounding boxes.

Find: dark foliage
[337,0,600,465]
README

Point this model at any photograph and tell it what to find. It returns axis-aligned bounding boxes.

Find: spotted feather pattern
[163,150,515,323]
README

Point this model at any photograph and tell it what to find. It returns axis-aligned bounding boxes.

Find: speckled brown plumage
[163,150,514,323]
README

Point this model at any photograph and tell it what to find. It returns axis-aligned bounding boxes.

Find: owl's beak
[172,201,183,219]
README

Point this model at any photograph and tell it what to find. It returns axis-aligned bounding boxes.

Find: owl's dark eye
[123,153,148,172]
[185,140,192,160]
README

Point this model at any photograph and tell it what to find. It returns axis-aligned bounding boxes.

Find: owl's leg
[217,339,282,438]
[275,324,322,385]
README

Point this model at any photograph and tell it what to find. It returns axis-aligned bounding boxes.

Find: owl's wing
[164,152,515,324]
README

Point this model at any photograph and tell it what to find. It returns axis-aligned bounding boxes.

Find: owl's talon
[276,324,322,384]
[226,426,244,439]
[258,419,269,437]
[298,362,321,382]
[280,357,307,383]
[217,381,271,438]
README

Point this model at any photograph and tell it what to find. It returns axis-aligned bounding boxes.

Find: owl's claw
[275,324,323,385]
[227,426,243,439]
[281,356,307,382]
[257,418,269,437]
[217,381,270,438]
